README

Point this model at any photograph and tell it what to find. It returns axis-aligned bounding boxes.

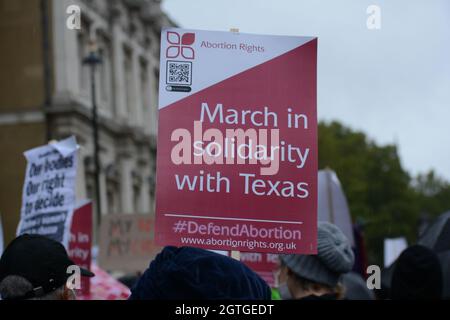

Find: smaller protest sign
[16,136,79,248]
[384,237,407,267]
[240,252,279,287]
[68,200,92,296]
[98,214,161,272]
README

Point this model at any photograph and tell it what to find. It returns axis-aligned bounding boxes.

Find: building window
[106,181,121,214]
[133,184,141,213]
[140,59,149,118]
[153,67,159,94]
[97,37,114,113]
[86,179,94,203]
[85,173,98,217]
[85,31,114,116]
[98,47,108,104]
[78,32,89,97]
[124,47,133,118]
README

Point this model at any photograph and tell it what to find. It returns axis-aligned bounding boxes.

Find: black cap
[391,245,443,300]
[0,234,94,300]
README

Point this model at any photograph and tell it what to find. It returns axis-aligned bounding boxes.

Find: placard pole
[229,27,240,261]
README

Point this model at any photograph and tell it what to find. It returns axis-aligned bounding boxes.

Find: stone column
[111,22,127,121]
[75,149,87,202]
[99,169,108,216]
[52,0,81,102]
[131,45,143,127]
[144,54,157,136]
[119,158,134,214]
[139,165,151,213]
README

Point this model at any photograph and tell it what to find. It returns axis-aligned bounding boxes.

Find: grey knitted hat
[280,222,355,287]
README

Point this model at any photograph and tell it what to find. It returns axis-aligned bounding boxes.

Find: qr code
[166,61,192,86]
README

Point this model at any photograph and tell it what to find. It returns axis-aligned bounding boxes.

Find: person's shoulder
[299,293,338,301]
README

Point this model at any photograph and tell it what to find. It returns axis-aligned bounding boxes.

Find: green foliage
[318,121,450,265]
[414,171,450,218]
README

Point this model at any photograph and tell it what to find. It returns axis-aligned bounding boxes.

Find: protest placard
[16,136,79,248]
[155,28,318,254]
[240,252,279,287]
[68,200,92,296]
[384,237,408,267]
[98,214,161,272]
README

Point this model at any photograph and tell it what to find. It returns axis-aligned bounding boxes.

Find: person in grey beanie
[276,222,355,300]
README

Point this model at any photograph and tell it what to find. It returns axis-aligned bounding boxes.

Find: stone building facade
[0,0,175,243]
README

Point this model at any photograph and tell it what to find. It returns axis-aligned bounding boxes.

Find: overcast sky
[162,0,450,180]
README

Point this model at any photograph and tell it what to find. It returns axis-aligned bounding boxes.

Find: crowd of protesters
[0,221,446,300]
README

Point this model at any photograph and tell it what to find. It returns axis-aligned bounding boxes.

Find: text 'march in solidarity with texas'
[156,28,318,254]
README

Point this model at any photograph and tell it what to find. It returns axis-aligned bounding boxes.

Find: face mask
[278,282,292,300]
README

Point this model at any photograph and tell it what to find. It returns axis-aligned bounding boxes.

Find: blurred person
[390,245,443,300]
[341,271,375,300]
[118,273,141,289]
[277,222,355,300]
[0,234,94,300]
[129,246,271,300]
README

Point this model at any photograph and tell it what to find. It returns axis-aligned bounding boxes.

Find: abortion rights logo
[166,31,195,92]
[166,31,195,59]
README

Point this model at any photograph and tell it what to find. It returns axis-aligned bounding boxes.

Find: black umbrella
[341,272,375,300]
[418,211,450,253]
[378,262,396,300]
[418,211,450,299]
[438,251,450,299]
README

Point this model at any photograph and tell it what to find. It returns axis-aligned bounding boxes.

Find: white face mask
[278,282,292,300]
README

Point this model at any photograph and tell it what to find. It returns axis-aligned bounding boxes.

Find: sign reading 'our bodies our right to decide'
[155,28,318,254]
[17,136,79,248]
